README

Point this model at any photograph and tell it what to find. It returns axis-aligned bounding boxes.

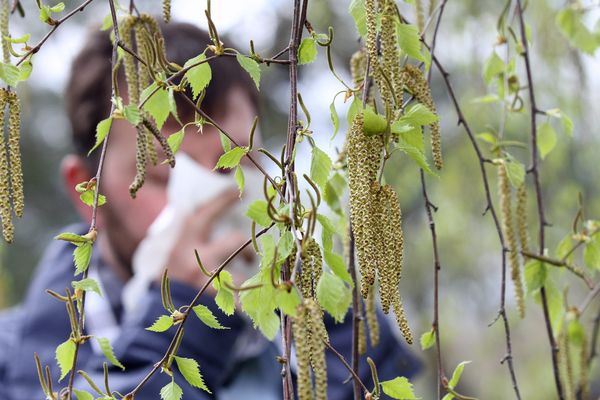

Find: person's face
[65,86,258,273]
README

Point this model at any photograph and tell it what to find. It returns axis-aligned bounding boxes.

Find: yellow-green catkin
[6,91,22,217]
[120,16,139,105]
[498,161,525,318]
[365,0,378,65]
[347,113,383,298]
[516,183,529,253]
[0,0,10,64]
[142,116,175,167]
[558,325,575,400]
[380,184,404,314]
[292,306,312,400]
[350,49,368,88]
[366,286,380,347]
[415,0,425,33]
[0,90,11,242]
[357,297,367,355]
[429,0,437,16]
[129,124,148,198]
[579,330,590,400]
[401,64,442,170]
[380,0,401,113]
[162,0,171,23]
[306,299,328,400]
[392,295,413,344]
[299,238,323,299]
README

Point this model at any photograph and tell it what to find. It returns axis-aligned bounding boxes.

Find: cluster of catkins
[496,160,526,318]
[289,238,323,299]
[0,1,23,243]
[292,298,329,400]
[557,318,590,400]
[120,14,175,197]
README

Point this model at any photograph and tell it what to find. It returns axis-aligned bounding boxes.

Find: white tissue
[122,152,263,315]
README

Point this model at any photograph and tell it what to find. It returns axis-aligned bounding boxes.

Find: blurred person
[0,21,420,399]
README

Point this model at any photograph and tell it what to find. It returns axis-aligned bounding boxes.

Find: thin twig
[323,340,369,395]
[514,1,563,398]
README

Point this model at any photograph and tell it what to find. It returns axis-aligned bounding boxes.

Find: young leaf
[380,376,419,399]
[363,106,387,135]
[184,54,212,99]
[73,242,93,275]
[212,271,236,316]
[236,54,261,90]
[146,315,174,332]
[323,249,352,285]
[482,51,505,85]
[72,278,102,297]
[174,356,211,393]
[329,100,339,139]
[524,259,547,294]
[0,63,20,87]
[448,361,471,388]
[89,117,113,155]
[214,146,249,170]
[79,190,106,207]
[504,158,525,188]
[234,166,245,196]
[73,390,94,400]
[239,270,280,340]
[420,329,436,350]
[400,103,438,126]
[276,287,301,317]
[538,122,557,160]
[160,380,183,400]
[55,232,89,244]
[298,37,317,64]
[95,337,125,370]
[396,143,435,176]
[192,304,229,329]
[316,272,351,323]
[310,146,332,190]
[583,237,600,270]
[141,83,170,130]
[167,129,185,155]
[55,338,76,381]
[349,0,367,37]
[123,105,141,126]
[396,22,427,63]
[246,200,271,227]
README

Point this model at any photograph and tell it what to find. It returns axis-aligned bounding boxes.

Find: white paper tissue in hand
[122,152,264,315]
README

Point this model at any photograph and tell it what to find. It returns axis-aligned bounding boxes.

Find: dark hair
[65,20,258,160]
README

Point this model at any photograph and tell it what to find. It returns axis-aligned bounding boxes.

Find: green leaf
[349,0,366,37]
[49,2,65,12]
[167,129,185,155]
[214,146,249,170]
[380,376,419,399]
[233,166,245,197]
[310,147,332,190]
[298,37,317,64]
[555,234,573,262]
[55,232,89,244]
[39,5,50,22]
[396,124,424,152]
[400,103,438,126]
[146,315,174,332]
[482,51,505,85]
[141,83,170,130]
[583,236,600,270]
[192,304,229,329]
[504,158,525,188]
[79,190,106,207]
[184,54,212,99]
[471,94,500,104]
[246,200,271,227]
[0,62,22,87]
[239,270,280,340]
[546,108,573,137]
[420,329,436,350]
[538,122,557,160]
[89,117,113,155]
[276,287,301,317]
[73,242,93,275]
[524,259,547,294]
[213,271,236,316]
[72,278,102,297]
[556,8,599,55]
[396,22,427,63]
[448,361,471,388]
[323,248,352,285]
[323,173,346,213]
[219,131,231,152]
[160,380,183,400]
[236,54,261,90]
[55,338,76,381]
[73,389,94,400]
[316,272,352,323]
[123,105,141,126]
[329,100,339,139]
[174,356,211,392]
[18,61,32,82]
[477,132,497,145]
[100,14,113,31]
[396,143,435,176]
[96,337,125,370]
[363,106,388,135]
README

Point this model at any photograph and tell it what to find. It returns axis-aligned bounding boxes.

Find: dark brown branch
[514,1,563,398]
[323,340,369,395]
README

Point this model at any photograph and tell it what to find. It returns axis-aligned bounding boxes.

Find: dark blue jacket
[0,223,420,399]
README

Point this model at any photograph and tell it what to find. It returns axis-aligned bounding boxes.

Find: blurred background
[0,0,599,398]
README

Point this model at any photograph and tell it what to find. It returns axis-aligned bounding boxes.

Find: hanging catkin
[162,0,171,23]
[516,183,529,253]
[6,91,22,217]
[365,285,380,347]
[579,329,590,400]
[498,160,525,318]
[380,0,402,113]
[0,90,12,242]
[392,295,413,344]
[120,16,140,105]
[129,124,148,198]
[558,325,575,400]
[401,64,443,170]
[292,307,312,400]
[0,0,10,64]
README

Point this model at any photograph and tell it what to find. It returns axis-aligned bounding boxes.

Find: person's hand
[162,189,255,291]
